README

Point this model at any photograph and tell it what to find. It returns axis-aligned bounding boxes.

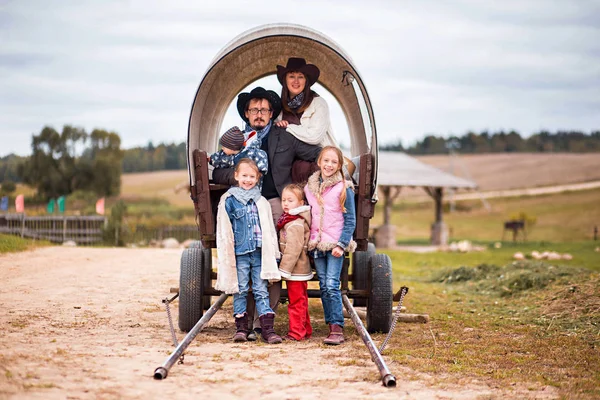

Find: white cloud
[1,0,599,156]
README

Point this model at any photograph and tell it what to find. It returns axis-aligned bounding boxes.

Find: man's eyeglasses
[247,108,272,115]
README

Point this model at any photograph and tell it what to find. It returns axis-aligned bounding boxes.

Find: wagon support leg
[341,294,396,388]
[154,293,229,380]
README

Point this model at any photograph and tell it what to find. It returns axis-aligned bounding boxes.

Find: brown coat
[278,205,314,281]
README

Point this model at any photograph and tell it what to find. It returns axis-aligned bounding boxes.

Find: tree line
[2,128,599,193]
[122,142,187,172]
[381,130,600,154]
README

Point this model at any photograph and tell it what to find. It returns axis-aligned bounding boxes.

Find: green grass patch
[390,241,600,275]
[117,197,196,227]
[436,260,588,296]
[379,244,600,398]
[0,234,51,254]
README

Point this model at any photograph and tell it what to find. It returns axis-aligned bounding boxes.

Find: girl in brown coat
[276,184,313,341]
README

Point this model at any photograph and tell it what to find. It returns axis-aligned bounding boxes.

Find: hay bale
[161,238,180,248]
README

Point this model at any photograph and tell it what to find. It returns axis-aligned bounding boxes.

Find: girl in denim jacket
[215,159,282,344]
[304,146,356,345]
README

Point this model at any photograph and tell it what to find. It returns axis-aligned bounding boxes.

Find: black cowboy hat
[236,86,282,123]
[276,57,321,87]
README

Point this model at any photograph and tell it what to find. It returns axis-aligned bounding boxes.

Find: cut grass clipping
[435,260,587,296]
[434,260,600,348]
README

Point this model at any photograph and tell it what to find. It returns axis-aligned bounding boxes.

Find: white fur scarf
[215,192,281,294]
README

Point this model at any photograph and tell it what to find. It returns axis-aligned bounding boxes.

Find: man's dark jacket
[212,125,321,197]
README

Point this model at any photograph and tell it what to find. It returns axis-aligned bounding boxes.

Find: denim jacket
[338,187,356,249]
[225,195,262,255]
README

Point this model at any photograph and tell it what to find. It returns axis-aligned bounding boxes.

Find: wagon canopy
[187,23,378,187]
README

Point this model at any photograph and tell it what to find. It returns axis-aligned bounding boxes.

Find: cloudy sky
[1,0,599,157]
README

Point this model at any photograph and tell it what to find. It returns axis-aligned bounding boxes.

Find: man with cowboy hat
[212,86,321,340]
[213,86,321,217]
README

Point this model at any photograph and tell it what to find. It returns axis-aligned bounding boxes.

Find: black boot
[233,313,249,342]
[258,313,282,344]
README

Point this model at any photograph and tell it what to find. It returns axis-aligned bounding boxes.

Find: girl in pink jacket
[304,146,356,345]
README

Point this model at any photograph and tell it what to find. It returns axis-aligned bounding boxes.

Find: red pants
[286,281,312,340]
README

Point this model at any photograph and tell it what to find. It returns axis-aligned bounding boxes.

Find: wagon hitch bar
[154,293,229,380]
[342,295,396,388]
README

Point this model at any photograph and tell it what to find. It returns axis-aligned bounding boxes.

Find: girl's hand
[275,120,289,128]
[332,246,344,257]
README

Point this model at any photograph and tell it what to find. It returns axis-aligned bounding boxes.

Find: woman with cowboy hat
[275,57,338,148]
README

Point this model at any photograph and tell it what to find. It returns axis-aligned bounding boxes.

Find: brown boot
[258,313,282,344]
[323,324,345,345]
[233,313,249,342]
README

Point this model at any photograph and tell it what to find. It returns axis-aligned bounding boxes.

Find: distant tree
[0,179,16,194]
[505,130,524,152]
[87,129,123,196]
[381,129,600,155]
[413,135,447,154]
[152,145,167,170]
[18,125,123,199]
[121,141,187,172]
[379,139,404,152]
[0,154,25,183]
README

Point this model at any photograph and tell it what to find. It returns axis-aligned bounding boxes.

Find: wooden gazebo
[375,151,477,246]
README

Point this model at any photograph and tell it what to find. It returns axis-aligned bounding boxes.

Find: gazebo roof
[377,151,477,189]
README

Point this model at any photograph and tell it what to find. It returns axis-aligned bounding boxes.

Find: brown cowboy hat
[236,86,282,123]
[276,57,320,87]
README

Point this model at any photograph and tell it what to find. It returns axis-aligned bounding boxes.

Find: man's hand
[332,246,344,258]
[275,120,289,128]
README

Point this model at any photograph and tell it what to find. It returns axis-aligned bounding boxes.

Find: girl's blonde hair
[282,183,306,204]
[317,146,347,212]
[234,158,261,177]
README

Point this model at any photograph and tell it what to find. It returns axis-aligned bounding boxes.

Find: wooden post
[381,186,402,226]
[425,187,448,245]
[434,187,443,223]
[382,186,391,225]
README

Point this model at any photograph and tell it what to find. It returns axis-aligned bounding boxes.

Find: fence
[130,225,199,245]
[0,214,107,245]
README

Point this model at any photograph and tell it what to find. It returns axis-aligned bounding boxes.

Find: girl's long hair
[317,146,347,212]
[281,72,318,114]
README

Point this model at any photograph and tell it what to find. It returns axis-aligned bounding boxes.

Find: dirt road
[0,247,554,399]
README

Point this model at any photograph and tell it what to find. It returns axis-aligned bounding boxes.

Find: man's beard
[250,118,266,129]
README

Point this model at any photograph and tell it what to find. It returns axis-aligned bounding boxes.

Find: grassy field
[374,246,600,398]
[416,152,600,191]
[372,187,600,243]
[5,154,600,396]
[120,170,191,208]
[0,234,50,254]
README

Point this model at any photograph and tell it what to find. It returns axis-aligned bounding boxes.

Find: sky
[1,0,599,157]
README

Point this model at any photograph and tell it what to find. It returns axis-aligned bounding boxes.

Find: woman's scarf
[227,185,262,204]
[276,212,302,232]
[245,121,272,144]
[287,92,304,110]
